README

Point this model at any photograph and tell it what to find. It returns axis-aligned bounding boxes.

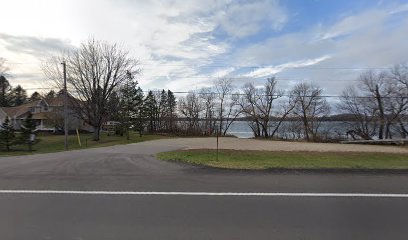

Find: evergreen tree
[0,117,15,151]
[0,75,11,107]
[107,91,121,122]
[20,112,37,152]
[45,90,56,99]
[159,89,168,131]
[144,91,158,133]
[118,74,140,140]
[10,85,27,106]
[133,87,145,136]
[167,90,177,132]
[29,91,42,102]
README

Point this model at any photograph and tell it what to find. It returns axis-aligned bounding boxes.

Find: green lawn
[0,132,171,157]
[157,149,408,170]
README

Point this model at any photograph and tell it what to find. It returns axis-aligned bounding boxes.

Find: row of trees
[42,39,178,141]
[338,65,408,140]
[175,65,408,142]
[107,74,177,140]
[177,78,241,136]
[176,77,331,141]
[0,78,31,107]
[0,59,54,107]
[25,39,406,142]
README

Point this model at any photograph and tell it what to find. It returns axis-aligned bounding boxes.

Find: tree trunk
[219,98,224,135]
[375,85,385,139]
[126,127,130,140]
[399,120,408,138]
[262,120,269,138]
[93,126,100,141]
[303,120,310,141]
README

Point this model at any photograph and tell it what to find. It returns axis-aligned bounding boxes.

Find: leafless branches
[289,82,330,141]
[43,38,140,140]
[338,66,408,139]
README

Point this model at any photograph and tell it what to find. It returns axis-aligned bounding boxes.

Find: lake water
[226,121,355,139]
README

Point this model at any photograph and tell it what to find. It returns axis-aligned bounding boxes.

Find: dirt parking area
[148,137,408,154]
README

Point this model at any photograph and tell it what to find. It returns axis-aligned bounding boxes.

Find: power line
[6,61,393,70]
[6,73,363,82]
[139,75,361,81]
[144,90,408,99]
[23,87,55,90]
[8,86,408,99]
[139,65,392,70]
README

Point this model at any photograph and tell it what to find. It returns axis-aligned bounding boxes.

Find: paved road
[1,139,408,239]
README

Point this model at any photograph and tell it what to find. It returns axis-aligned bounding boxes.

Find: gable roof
[1,100,44,118]
[32,112,52,120]
[0,94,79,119]
[46,95,64,106]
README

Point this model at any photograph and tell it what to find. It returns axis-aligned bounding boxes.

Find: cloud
[0,33,74,57]
[210,67,236,78]
[319,10,388,40]
[215,0,287,38]
[243,56,331,78]
[389,3,408,14]
[232,5,408,94]
[1,0,408,97]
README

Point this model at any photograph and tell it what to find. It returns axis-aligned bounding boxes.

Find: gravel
[149,137,408,154]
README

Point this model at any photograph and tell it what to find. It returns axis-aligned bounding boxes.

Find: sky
[1,0,408,96]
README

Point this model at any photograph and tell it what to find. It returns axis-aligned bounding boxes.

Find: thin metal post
[216,129,219,161]
[62,61,68,150]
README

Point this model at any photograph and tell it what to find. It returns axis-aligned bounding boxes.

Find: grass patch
[0,132,171,157]
[157,149,408,170]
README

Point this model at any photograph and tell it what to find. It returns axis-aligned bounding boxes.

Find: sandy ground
[148,137,408,154]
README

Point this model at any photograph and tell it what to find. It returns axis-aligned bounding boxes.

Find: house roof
[1,100,44,118]
[47,93,78,107]
[46,95,64,106]
[1,106,23,117]
[1,94,78,119]
[32,112,51,120]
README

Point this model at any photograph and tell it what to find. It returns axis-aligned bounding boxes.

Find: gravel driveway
[149,137,408,154]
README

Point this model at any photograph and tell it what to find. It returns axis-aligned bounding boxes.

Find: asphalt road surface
[1,139,408,240]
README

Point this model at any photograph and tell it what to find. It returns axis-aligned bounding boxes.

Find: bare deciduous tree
[290,82,330,141]
[221,93,241,135]
[390,64,408,90]
[199,88,216,135]
[389,64,408,137]
[239,82,261,137]
[214,78,235,135]
[337,86,377,140]
[359,71,390,139]
[178,91,204,135]
[238,77,290,138]
[43,38,140,141]
[357,70,408,139]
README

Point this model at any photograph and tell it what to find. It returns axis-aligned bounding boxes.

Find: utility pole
[62,61,68,150]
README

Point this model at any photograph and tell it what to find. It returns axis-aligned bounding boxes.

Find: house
[0,94,92,132]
